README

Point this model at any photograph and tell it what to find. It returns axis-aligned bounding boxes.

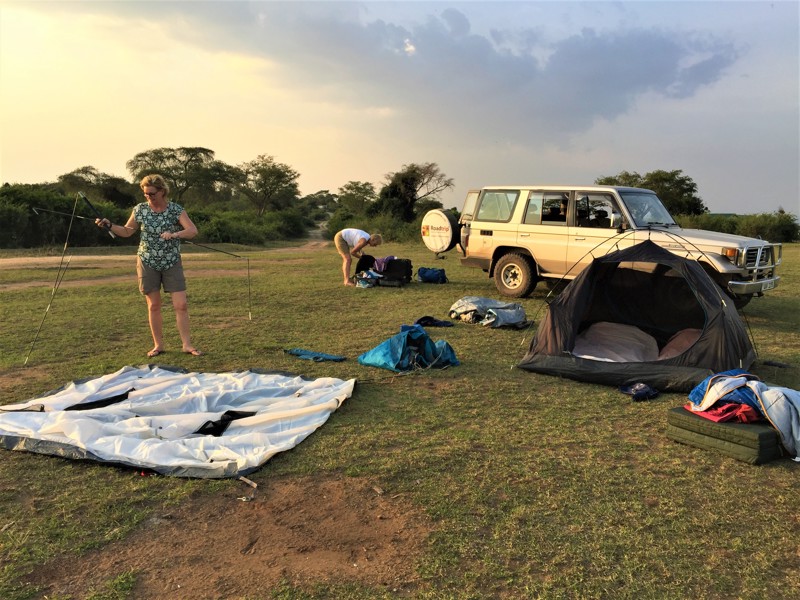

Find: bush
[324,209,421,243]
[736,212,799,243]
[0,201,30,248]
[675,211,799,243]
[198,210,311,244]
[0,185,132,248]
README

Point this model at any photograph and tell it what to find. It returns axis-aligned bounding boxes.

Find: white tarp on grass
[0,365,355,478]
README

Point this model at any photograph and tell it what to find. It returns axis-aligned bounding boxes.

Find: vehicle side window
[461,190,480,223]
[540,193,569,225]
[476,191,519,222]
[576,193,619,228]
[523,192,542,224]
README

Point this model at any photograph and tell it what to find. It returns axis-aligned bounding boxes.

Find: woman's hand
[95,218,111,229]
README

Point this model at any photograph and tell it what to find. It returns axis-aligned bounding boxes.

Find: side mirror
[611,212,625,232]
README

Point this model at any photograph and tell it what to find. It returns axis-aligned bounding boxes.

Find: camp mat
[666,406,782,465]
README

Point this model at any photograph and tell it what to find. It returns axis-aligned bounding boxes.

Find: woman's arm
[350,237,369,257]
[97,211,138,238]
[162,211,198,241]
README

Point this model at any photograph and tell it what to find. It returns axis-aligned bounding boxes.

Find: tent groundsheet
[0,365,355,478]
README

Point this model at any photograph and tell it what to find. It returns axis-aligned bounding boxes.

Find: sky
[1,1,798,216]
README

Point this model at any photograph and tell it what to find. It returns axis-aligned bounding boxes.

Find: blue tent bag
[417,267,448,284]
[358,324,459,372]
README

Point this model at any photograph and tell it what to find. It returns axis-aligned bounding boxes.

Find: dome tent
[517,240,755,392]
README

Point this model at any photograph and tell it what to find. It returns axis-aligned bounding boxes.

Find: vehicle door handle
[520,233,530,237]
[574,237,585,241]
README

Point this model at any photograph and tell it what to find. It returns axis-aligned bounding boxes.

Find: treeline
[597,169,799,242]
[0,147,453,249]
[2,151,797,248]
[675,212,799,244]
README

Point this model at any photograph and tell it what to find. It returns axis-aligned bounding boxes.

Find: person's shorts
[137,257,186,294]
[333,231,350,255]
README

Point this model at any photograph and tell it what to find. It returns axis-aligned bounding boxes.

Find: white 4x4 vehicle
[421,185,781,307]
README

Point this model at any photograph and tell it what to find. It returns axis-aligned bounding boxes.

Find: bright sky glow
[1,1,797,215]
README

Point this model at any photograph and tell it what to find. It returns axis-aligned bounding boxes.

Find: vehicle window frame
[523,191,543,225]
[475,190,520,222]
[540,192,570,226]
[575,192,620,229]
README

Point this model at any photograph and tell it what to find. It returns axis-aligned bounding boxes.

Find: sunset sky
[1,1,798,215]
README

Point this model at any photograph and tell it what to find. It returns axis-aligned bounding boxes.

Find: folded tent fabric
[0,365,356,478]
[449,296,527,328]
[358,324,459,372]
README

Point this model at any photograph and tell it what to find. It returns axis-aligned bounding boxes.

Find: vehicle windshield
[620,192,677,227]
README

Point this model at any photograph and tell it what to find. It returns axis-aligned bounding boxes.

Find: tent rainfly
[0,365,355,478]
[517,240,756,392]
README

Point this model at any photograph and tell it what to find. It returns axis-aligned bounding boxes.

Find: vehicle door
[458,189,480,252]
[466,189,521,260]
[567,192,633,272]
[516,190,570,275]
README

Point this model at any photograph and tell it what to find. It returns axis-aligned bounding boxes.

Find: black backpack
[379,258,413,286]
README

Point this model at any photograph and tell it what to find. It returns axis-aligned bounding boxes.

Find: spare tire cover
[421,209,459,253]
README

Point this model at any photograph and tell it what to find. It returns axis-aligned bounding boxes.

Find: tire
[730,293,752,310]
[710,271,752,310]
[494,253,537,297]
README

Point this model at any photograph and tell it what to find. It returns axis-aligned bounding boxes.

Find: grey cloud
[40,2,743,142]
[441,8,470,37]
[219,5,742,142]
[668,50,739,98]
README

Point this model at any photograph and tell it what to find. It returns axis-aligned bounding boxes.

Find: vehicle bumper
[728,276,780,295]
[460,257,492,271]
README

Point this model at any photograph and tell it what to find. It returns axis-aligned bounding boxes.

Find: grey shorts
[137,257,186,295]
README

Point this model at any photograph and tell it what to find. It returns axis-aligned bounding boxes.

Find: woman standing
[334,228,382,286]
[96,174,202,357]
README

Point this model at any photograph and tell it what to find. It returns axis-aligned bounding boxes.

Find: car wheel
[711,272,752,310]
[494,253,537,297]
[729,293,752,310]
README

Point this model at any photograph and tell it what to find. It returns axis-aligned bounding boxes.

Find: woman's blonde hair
[370,233,383,245]
[139,174,170,196]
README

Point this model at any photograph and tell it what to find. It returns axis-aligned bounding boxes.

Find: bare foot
[345,281,356,287]
[182,348,204,356]
[147,347,165,358]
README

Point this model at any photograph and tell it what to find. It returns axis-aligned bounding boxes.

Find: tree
[126,147,231,202]
[337,181,376,215]
[57,166,138,208]
[233,155,300,216]
[596,169,707,215]
[371,163,453,222]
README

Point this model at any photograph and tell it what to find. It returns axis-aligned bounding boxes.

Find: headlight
[721,247,740,264]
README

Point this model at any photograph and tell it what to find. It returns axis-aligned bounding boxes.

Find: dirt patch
[27,474,431,598]
[0,269,256,292]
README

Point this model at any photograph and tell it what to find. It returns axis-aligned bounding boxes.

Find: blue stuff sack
[417,267,448,284]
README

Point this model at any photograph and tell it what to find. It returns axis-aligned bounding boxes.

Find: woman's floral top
[133,201,184,270]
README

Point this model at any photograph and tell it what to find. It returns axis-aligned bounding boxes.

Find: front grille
[744,246,774,269]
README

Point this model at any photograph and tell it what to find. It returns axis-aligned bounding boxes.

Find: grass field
[0,240,798,599]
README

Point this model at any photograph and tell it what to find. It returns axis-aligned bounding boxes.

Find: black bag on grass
[355,254,376,273]
[379,258,412,286]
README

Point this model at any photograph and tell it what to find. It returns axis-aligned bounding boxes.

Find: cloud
[152,4,742,142]
[19,3,743,144]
